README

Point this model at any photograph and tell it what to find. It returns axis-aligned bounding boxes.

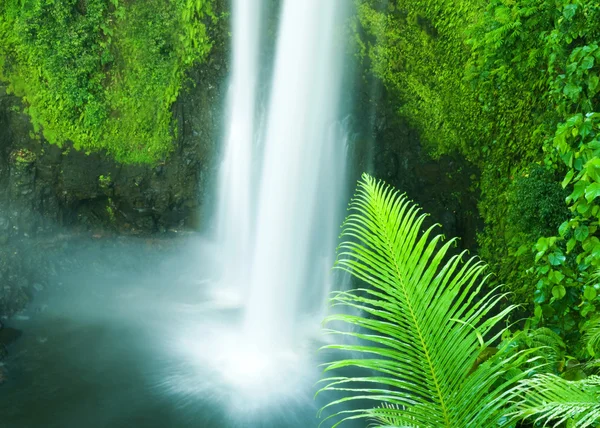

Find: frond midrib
[374,189,452,427]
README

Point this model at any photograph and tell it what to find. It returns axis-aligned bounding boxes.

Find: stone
[0,326,22,348]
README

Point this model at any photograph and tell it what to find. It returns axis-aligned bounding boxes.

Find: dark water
[0,237,362,428]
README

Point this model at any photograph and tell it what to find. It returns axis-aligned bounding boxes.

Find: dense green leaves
[319,174,529,427]
[355,0,600,358]
[0,0,215,163]
[320,175,600,427]
[511,374,600,427]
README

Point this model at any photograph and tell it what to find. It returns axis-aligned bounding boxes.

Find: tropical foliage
[320,174,600,427]
[354,0,600,359]
[0,0,216,164]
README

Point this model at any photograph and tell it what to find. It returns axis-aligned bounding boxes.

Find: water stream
[1,1,354,426]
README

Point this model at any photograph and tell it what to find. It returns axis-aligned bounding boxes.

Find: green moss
[0,0,216,164]
[98,173,112,189]
[11,148,36,164]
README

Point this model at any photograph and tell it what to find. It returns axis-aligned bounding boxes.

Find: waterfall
[215,0,261,289]
[216,0,349,349]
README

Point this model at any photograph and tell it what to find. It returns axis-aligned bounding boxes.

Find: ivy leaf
[550,270,566,284]
[549,252,566,266]
[584,286,597,300]
[567,237,577,253]
[569,180,587,202]
[552,284,567,299]
[585,182,600,202]
[582,303,596,317]
[563,4,578,20]
[592,243,600,259]
[590,74,600,94]
[581,55,595,70]
[562,169,575,188]
[536,237,549,252]
[563,83,582,101]
[534,289,547,304]
[558,220,570,237]
[577,200,591,215]
[575,225,590,241]
[580,119,593,138]
[587,158,600,182]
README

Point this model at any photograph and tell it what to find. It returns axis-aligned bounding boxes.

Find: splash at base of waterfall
[160,305,324,417]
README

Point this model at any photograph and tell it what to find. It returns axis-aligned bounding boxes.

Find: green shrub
[320,174,600,427]
[0,0,215,164]
[507,165,569,239]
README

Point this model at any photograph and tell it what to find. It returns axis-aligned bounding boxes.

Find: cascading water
[204,0,351,412]
[243,0,349,347]
[216,0,349,348]
[214,0,261,291]
[0,1,357,426]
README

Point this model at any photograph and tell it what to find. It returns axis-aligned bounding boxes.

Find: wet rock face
[349,77,481,250]
[0,62,226,238]
[0,10,228,316]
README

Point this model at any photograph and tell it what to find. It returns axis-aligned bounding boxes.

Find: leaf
[575,225,590,242]
[319,174,526,427]
[564,83,582,101]
[584,287,597,301]
[536,237,549,253]
[581,55,595,70]
[580,119,594,138]
[552,285,567,299]
[587,158,600,182]
[562,170,575,188]
[549,252,566,266]
[585,182,600,202]
[511,374,600,427]
[563,4,578,20]
[567,237,577,253]
[550,270,566,285]
[590,75,600,93]
[570,180,587,202]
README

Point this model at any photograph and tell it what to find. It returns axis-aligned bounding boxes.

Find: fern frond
[584,316,600,357]
[511,374,600,427]
[318,174,529,427]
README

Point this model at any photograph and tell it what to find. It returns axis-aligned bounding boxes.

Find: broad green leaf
[585,182,600,202]
[535,237,549,253]
[587,159,600,182]
[575,225,590,241]
[552,285,567,299]
[548,252,566,266]
[584,287,597,301]
[564,83,582,101]
[567,237,577,253]
[563,4,577,20]
[562,170,575,188]
[581,56,595,70]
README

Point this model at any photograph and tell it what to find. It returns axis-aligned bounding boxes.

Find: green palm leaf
[584,316,600,358]
[511,374,600,427]
[318,173,532,427]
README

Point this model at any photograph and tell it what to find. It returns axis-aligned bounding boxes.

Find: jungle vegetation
[2,0,600,425]
[320,0,600,425]
[320,174,600,427]
[354,0,600,369]
[0,0,217,163]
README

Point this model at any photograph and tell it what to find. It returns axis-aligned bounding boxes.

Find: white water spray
[243,0,348,347]
[215,0,261,289]
[212,0,350,393]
